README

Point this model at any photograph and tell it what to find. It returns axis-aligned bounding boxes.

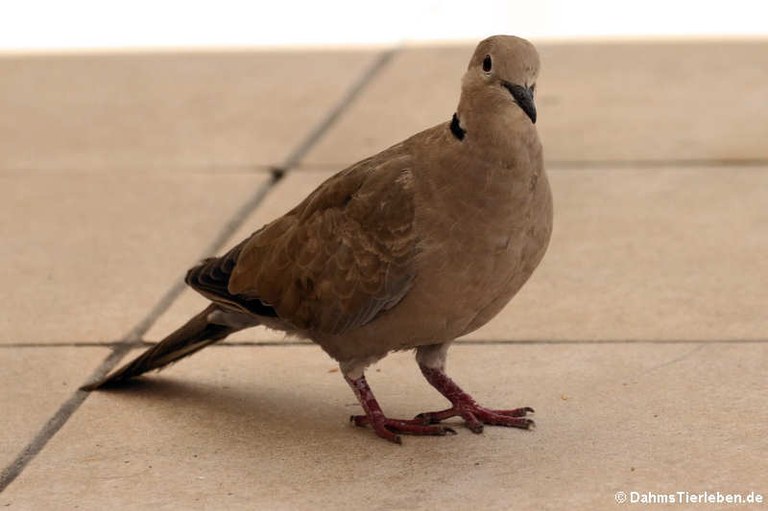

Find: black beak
[502,82,536,124]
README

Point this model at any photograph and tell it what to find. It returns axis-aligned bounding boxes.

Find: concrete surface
[1,40,766,510]
[0,171,269,344]
[3,345,766,510]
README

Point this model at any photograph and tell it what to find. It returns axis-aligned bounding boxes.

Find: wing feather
[228,154,418,334]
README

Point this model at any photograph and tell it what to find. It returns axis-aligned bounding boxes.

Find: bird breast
[402,155,553,341]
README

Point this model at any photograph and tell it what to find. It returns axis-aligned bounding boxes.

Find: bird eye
[482,55,492,72]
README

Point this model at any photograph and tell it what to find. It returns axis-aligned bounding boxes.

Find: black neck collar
[450,113,466,141]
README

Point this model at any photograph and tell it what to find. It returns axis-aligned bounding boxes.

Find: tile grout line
[0,45,400,494]
[542,158,768,170]
[277,47,399,171]
[0,164,276,176]
[1,338,767,349]
[295,159,768,172]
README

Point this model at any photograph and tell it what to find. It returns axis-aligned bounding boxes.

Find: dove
[83,35,553,444]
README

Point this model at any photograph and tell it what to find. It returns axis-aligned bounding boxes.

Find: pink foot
[418,365,535,433]
[345,374,455,444]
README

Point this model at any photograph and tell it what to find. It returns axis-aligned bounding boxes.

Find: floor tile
[0,171,268,344]
[2,343,764,510]
[0,347,109,471]
[0,50,379,171]
[302,40,768,167]
[537,40,768,163]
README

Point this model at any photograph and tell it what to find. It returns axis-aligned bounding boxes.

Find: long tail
[82,304,240,390]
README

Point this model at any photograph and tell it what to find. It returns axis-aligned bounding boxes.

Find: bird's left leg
[414,343,535,433]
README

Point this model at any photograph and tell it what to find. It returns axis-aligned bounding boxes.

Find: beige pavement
[1,40,766,510]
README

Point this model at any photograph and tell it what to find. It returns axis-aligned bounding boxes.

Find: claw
[495,406,535,417]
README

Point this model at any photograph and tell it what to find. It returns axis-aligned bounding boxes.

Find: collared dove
[83,35,553,444]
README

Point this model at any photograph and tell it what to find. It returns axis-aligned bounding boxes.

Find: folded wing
[189,153,419,335]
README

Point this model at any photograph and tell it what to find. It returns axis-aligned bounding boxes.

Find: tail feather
[82,305,237,390]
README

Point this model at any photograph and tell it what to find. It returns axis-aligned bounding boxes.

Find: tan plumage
[229,154,418,335]
[84,35,553,443]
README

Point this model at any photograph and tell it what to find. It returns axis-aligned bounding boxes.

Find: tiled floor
[1,40,766,510]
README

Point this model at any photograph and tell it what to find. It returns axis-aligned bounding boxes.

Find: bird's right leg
[344,372,456,444]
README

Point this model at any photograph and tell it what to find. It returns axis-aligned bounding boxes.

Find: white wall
[2,0,767,51]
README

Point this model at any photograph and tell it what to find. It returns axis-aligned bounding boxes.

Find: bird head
[461,35,540,125]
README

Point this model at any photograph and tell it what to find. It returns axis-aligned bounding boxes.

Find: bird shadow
[88,376,351,449]
[85,374,468,460]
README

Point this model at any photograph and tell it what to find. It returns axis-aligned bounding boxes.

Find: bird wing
[190,151,419,335]
[185,241,279,318]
